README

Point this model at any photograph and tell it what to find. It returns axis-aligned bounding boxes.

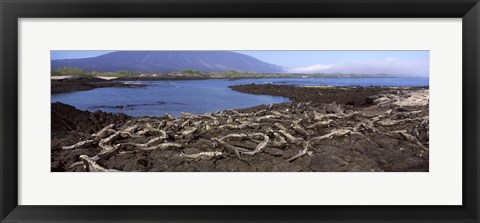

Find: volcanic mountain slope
[51,51,285,73]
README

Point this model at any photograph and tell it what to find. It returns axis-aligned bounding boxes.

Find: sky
[51,51,115,60]
[51,50,429,76]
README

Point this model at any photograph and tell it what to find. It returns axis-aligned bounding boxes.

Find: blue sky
[51,50,429,76]
[51,51,115,60]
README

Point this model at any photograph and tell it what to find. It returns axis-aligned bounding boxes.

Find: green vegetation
[86,70,139,77]
[51,67,140,77]
[207,71,295,79]
[52,67,87,76]
[307,73,392,78]
[51,66,400,79]
[178,69,203,75]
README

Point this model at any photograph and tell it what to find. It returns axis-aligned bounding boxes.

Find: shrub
[52,67,86,76]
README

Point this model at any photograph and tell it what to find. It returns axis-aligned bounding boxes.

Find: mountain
[51,51,284,73]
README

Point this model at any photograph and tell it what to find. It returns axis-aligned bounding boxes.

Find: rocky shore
[51,76,145,94]
[231,84,428,106]
[51,84,429,172]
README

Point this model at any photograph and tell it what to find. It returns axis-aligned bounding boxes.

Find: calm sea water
[51,77,428,117]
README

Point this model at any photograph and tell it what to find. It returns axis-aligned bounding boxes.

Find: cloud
[285,57,429,77]
[287,64,335,73]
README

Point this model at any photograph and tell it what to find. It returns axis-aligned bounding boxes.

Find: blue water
[51,77,428,117]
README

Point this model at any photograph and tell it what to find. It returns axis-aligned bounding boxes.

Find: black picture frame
[1,0,479,222]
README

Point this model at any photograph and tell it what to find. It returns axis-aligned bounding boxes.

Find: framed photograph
[1,0,479,222]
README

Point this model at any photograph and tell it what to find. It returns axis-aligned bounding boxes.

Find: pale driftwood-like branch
[278,130,299,144]
[164,114,175,120]
[99,131,121,145]
[226,116,233,124]
[211,137,250,160]
[136,142,183,151]
[255,115,280,122]
[180,151,223,160]
[241,133,269,155]
[155,120,167,130]
[219,133,248,142]
[216,138,251,152]
[227,109,240,115]
[305,120,332,129]
[219,123,259,130]
[119,131,143,138]
[354,119,381,134]
[268,103,274,111]
[253,109,267,116]
[180,119,191,128]
[312,129,351,141]
[122,124,138,134]
[67,161,84,170]
[181,112,194,118]
[181,127,198,137]
[313,110,323,121]
[127,131,167,148]
[97,132,123,158]
[291,123,309,137]
[62,139,97,150]
[285,141,312,162]
[200,115,220,125]
[376,117,426,126]
[91,124,115,140]
[68,155,100,170]
[270,110,292,119]
[119,124,143,138]
[393,130,429,150]
[98,144,121,158]
[269,132,287,148]
[274,122,288,131]
[136,123,165,136]
[204,123,212,131]
[79,155,120,172]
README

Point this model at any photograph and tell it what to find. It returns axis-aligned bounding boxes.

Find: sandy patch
[51,76,72,80]
[97,76,118,80]
[51,76,118,80]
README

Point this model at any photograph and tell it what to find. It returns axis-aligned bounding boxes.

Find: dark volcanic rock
[51,76,144,94]
[51,102,130,133]
[51,85,429,172]
[230,84,428,107]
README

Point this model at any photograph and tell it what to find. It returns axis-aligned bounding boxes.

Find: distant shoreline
[51,76,146,94]
[115,75,425,81]
[51,75,428,94]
